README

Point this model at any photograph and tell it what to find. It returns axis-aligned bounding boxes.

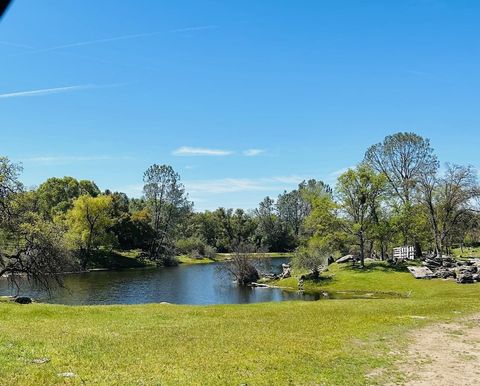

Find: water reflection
[0,258,405,305]
[0,258,307,305]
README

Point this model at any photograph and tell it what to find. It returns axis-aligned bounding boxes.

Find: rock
[250,282,269,288]
[12,296,32,304]
[336,254,354,264]
[281,264,291,279]
[456,273,475,284]
[407,266,433,279]
[433,268,456,279]
[32,357,50,364]
[459,265,477,274]
[57,372,76,378]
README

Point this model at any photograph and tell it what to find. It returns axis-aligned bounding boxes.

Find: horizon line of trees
[1,132,480,288]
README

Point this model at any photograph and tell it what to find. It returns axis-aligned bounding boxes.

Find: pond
[0,257,304,305]
[0,257,405,305]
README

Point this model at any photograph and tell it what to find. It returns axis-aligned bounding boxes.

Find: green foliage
[175,237,207,256]
[143,164,192,264]
[364,132,439,245]
[336,164,387,265]
[292,245,328,276]
[255,197,294,252]
[65,194,115,268]
[37,177,100,219]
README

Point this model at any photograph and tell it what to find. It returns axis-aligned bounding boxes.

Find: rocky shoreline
[408,256,480,283]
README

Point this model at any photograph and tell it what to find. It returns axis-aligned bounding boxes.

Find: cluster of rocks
[408,256,480,284]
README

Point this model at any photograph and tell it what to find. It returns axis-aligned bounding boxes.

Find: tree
[276,179,332,245]
[420,164,479,256]
[0,156,23,225]
[143,164,192,264]
[292,246,328,279]
[336,165,387,267]
[37,176,100,219]
[364,132,439,245]
[1,157,71,291]
[255,197,293,251]
[276,189,309,238]
[221,244,260,285]
[302,185,342,263]
[65,194,114,269]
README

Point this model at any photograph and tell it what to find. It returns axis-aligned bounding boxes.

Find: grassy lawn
[1,261,479,385]
[452,246,480,258]
[178,252,292,265]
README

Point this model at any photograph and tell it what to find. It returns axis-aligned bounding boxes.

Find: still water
[0,257,320,305]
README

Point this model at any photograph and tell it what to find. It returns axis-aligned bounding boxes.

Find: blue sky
[1,0,479,210]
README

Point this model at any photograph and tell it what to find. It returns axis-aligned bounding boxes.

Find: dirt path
[394,314,480,385]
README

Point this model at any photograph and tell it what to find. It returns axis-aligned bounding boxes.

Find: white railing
[393,246,415,260]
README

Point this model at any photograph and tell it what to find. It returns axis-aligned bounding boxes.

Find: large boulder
[12,296,33,304]
[407,266,433,279]
[281,263,291,279]
[336,254,354,264]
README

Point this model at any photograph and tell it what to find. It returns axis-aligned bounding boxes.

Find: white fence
[393,246,415,260]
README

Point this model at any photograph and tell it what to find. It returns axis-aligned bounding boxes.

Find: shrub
[292,246,328,279]
[175,237,206,255]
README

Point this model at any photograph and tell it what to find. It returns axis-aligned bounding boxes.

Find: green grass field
[177,252,291,265]
[1,261,479,385]
[452,246,480,258]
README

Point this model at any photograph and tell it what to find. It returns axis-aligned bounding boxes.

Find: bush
[292,246,328,279]
[204,245,217,259]
[175,237,206,255]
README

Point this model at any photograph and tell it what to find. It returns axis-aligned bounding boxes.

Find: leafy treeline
[1,132,480,286]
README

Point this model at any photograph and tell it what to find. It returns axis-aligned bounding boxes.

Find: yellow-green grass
[1,261,479,385]
[178,252,291,265]
[452,246,480,258]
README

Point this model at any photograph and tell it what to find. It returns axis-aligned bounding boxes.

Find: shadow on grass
[338,261,413,274]
[89,250,148,270]
[305,275,335,285]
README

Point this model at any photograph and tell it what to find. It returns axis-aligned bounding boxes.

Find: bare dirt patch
[394,314,480,385]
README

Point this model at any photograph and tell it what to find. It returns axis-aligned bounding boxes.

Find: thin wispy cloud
[329,166,354,178]
[271,175,306,184]
[186,178,267,194]
[0,85,94,99]
[173,146,234,156]
[243,149,265,157]
[0,40,35,49]
[9,25,217,58]
[9,32,164,58]
[171,25,217,33]
[114,175,308,198]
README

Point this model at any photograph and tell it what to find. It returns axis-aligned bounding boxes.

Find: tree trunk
[359,233,365,268]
